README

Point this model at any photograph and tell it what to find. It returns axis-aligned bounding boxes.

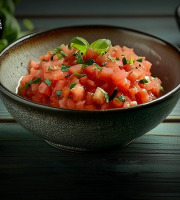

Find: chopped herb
[136,58,143,62]
[42,59,46,62]
[24,82,31,88]
[102,62,107,66]
[107,54,115,62]
[57,54,63,59]
[81,64,87,69]
[74,72,86,78]
[70,82,77,89]
[56,90,62,99]
[77,51,84,64]
[24,77,41,88]
[116,57,120,60]
[128,58,134,64]
[85,59,95,65]
[160,87,165,93]
[122,57,127,65]
[109,88,118,101]
[61,64,68,72]
[99,88,109,103]
[94,63,102,70]
[45,79,52,87]
[48,67,52,71]
[50,56,54,61]
[116,95,126,102]
[139,79,148,84]
[61,50,68,57]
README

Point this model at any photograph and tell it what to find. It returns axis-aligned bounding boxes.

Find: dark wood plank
[15,0,180,17]
[0,123,180,199]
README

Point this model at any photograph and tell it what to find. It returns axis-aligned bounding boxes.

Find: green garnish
[116,57,120,60]
[70,82,77,89]
[116,95,126,102]
[136,58,143,62]
[99,88,109,103]
[107,54,115,62]
[122,57,127,65]
[160,87,165,93]
[85,59,95,65]
[90,39,111,55]
[25,77,41,88]
[122,57,134,65]
[139,79,148,84]
[61,64,68,72]
[77,51,84,64]
[56,90,62,99]
[57,54,63,59]
[94,63,103,70]
[74,72,86,78]
[61,50,68,57]
[45,79,52,87]
[29,77,42,84]
[48,67,52,71]
[69,36,89,54]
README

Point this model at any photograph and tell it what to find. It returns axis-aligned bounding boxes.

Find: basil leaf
[69,36,89,53]
[56,90,62,100]
[70,82,77,89]
[61,64,68,71]
[139,79,148,84]
[116,95,126,102]
[90,39,111,54]
[99,88,109,103]
[45,79,52,87]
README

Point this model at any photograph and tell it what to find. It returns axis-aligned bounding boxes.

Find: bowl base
[45,140,133,152]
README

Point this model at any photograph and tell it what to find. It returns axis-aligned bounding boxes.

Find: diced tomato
[70,83,85,101]
[68,64,82,74]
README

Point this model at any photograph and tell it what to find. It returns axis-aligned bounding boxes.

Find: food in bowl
[17,37,164,110]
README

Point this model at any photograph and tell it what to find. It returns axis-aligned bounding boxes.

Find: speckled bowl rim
[0,25,180,114]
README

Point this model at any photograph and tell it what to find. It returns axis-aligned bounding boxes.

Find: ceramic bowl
[0,25,180,151]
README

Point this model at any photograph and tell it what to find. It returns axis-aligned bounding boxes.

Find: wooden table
[0,1,180,199]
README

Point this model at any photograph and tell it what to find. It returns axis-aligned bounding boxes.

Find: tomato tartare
[17,37,164,110]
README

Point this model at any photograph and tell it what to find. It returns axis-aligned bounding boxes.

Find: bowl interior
[0,26,180,96]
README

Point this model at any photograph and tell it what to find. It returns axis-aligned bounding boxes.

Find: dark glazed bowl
[0,25,180,151]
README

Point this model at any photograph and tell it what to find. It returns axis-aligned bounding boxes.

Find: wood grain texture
[0,123,180,199]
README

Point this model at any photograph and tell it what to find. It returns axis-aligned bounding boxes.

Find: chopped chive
[74,72,86,78]
[116,95,126,102]
[102,62,107,66]
[70,82,77,89]
[139,79,148,84]
[56,90,62,100]
[45,79,52,87]
[109,88,118,101]
[61,64,68,72]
